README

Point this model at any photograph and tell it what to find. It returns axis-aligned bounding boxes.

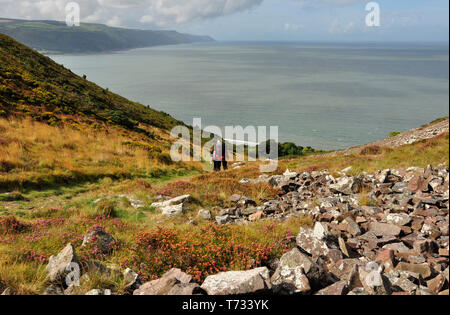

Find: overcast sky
[1,0,448,42]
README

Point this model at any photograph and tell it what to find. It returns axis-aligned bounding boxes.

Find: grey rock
[329,177,362,195]
[216,215,233,225]
[385,213,411,226]
[46,243,80,284]
[151,194,191,208]
[369,222,402,237]
[82,228,115,255]
[273,247,328,290]
[161,203,185,217]
[201,267,272,295]
[134,268,192,295]
[167,283,206,295]
[123,268,141,291]
[85,289,112,295]
[198,209,212,220]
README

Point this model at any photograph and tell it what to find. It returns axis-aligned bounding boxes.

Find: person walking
[211,139,228,171]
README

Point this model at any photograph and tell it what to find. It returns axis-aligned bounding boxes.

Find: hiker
[211,139,228,171]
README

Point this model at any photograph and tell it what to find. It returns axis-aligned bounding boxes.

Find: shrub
[156,153,172,165]
[0,216,29,234]
[0,160,18,172]
[0,191,25,201]
[93,200,117,218]
[124,223,292,282]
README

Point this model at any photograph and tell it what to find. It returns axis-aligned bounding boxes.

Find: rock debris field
[36,163,449,295]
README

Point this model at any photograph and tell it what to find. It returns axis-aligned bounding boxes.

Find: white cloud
[329,18,355,34]
[0,0,371,27]
[139,0,263,26]
[0,0,264,27]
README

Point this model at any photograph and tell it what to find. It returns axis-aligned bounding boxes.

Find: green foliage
[92,200,117,218]
[250,139,318,159]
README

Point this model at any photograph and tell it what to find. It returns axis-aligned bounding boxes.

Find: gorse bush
[0,216,29,235]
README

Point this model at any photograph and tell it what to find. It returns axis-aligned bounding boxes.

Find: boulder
[241,207,259,216]
[271,262,311,295]
[161,203,185,217]
[134,268,193,295]
[151,195,191,208]
[443,267,449,283]
[82,228,115,255]
[167,283,206,295]
[201,267,272,295]
[123,268,142,291]
[198,209,212,220]
[315,280,349,295]
[427,274,445,294]
[85,289,112,295]
[359,264,392,295]
[385,213,411,226]
[46,243,80,285]
[385,271,418,293]
[272,248,328,290]
[368,222,402,237]
[249,211,263,221]
[216,215,233,225]
[82,260,114,276]
[343,217,362,236]
[296,227,334,258]
[329,177,362,195]
[408,175,428,192]
[395,262,432,279]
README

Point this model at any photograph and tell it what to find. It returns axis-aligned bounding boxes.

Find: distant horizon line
[210,39,450,45]
[1,17,448,46]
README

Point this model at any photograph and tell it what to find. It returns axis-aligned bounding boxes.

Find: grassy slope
[0,117,200,191]
[0,32,182,130]
[0,120,447,294]
[280,132,449,177]
[0,19,213,53]
[0,32,202,191]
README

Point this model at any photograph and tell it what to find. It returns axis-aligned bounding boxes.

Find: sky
[0,0,448,42]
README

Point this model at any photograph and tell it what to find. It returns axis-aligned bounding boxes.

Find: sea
[49,41,449,150]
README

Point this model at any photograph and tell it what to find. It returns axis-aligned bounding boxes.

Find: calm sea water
[49,42,449,150]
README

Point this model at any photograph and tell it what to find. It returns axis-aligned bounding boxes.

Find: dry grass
[0,117,200,190]
[0,117,448,294]
[280,132,449,177]
[0,255,48,294]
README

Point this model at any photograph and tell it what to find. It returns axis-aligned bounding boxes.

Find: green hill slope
[0,18,213,53]
[0,32,183,131]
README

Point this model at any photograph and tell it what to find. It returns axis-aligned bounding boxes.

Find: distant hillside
[0,32,184,132]
[0,18,214,54]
